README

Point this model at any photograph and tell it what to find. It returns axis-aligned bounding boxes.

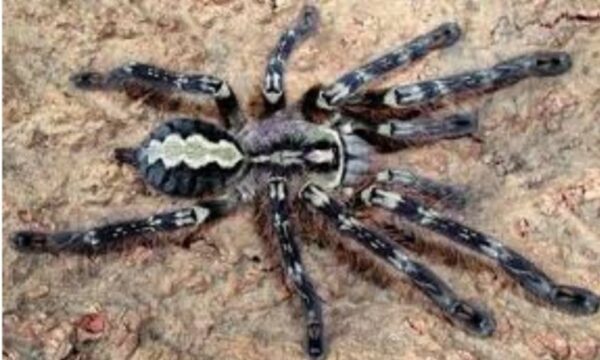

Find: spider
[10,4,599,359]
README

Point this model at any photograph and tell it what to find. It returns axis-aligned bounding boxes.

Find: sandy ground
[3,0,600,359]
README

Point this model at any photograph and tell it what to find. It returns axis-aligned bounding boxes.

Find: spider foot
[307,322,325,359]
[70,67,138,91]
[448,300,496,337]
[10,231,74,253]
[296,4,320,35]
[11,231,48,252]
[524,51,572,77]
[70,71,107,90]
[11,230,115,254]
[428,22,462,48]
[549,285,599,315]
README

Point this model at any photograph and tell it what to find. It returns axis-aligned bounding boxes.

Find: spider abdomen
[134,118,247,197]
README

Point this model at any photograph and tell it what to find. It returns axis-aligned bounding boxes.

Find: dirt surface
[3,0,600,359]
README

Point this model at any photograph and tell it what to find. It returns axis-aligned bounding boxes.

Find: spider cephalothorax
[11,5,598,359]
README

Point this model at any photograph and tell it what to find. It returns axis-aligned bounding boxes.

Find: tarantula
[11,4,599,359]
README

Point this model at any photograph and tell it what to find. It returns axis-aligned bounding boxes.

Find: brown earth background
[3,0,600,359]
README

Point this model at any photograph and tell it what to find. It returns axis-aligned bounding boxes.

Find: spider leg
[359,187,600,315]
[341,112,478,147]
[10,194,240,254]
[262,5,319,116]
[313,22,461,111]
[268,178,324,359]
[347,52,572,110]
[370,168,468,210]
[300,183,496,336]
[70,64,245,131]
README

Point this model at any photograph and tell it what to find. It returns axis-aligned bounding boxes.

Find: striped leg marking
[11,196,238,254]
[300,183,496,336]
[70,63,245,130]
[349,112,478,145]
[352,52,572,109]
[361,187,600,315]
[269,178,324,359]
[263,5,319,115]
[374,168,468,209]
[316,22,461,110]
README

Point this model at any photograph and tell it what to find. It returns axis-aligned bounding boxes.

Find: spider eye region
[133,118,246,197]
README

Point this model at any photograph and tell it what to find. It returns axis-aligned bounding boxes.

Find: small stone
[75,312,107,342]
[42,321,74,360]
[514,218,531,238]
[571,337,599,360]
[446,350,479,360]
[527,331,570,360]
[107,310,146,360]
[22,285,50,300]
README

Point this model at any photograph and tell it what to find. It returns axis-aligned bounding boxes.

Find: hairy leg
[11,194,240,254]
[262,5,319,115]
[314,22,461,110]
[348,52,571,110]
[268,178,324,358]
[370,168,469,209]
[359,186,600,315]
[300,183,496,336]
[341,112,478,147]
[71,63,245,131]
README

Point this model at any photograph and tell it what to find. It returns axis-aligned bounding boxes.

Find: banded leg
[300,183,496,336]
[360,187,600,315]
[71,64,245,130]
[268,179,324,358]
[262,5,319,115]
[344,112,478,146]
[348,52,572,110]
[314,22,461,110]
[373,168,468,209]
[11,195,239,254]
